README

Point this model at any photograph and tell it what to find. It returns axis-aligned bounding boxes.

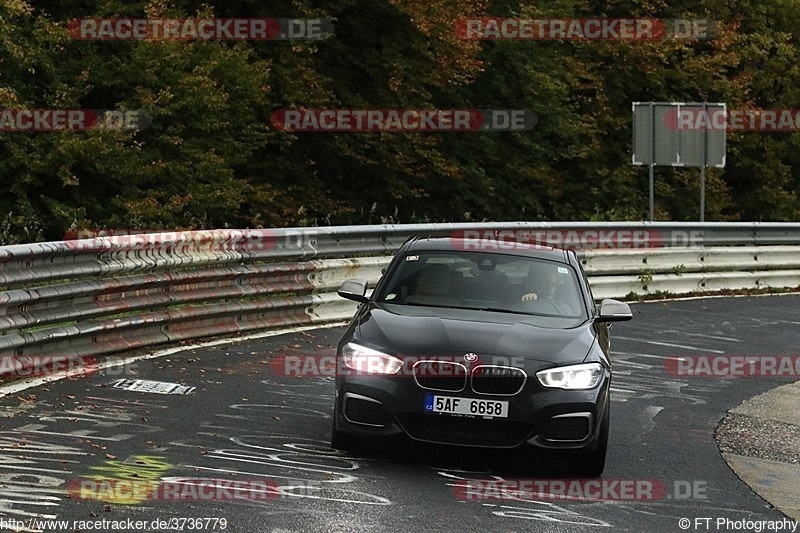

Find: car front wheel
[330,404,359,451]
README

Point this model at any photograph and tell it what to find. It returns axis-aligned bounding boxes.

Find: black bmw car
[331,236,632,476]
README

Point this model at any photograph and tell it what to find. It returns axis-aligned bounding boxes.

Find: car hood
[354,303,596,365]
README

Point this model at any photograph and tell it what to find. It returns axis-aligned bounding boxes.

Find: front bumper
[333,368,610,449]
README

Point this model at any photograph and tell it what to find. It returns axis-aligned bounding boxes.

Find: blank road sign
[633,102,726,168]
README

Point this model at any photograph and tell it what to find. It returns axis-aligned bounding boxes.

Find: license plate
[424,394,509,418]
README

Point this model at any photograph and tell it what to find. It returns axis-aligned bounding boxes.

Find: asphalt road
[1,295,798,533]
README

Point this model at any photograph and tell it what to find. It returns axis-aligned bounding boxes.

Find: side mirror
[596,299,632,322]
[338,278,370,303]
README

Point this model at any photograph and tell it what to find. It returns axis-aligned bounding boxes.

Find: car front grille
[470,365,527,395]
[413,361,468,392]
[412,360,528,396]
[399,415,532,447]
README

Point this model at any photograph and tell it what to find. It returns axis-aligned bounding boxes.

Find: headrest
[417,264,451,296]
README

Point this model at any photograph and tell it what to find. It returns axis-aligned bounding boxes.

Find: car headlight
[341,342,403,375]
[536,362,604,390]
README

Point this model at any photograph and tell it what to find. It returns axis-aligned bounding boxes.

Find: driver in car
[521,267,560,303]
[517,265,582,316]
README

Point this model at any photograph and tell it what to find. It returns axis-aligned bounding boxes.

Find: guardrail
[2,222,800,367]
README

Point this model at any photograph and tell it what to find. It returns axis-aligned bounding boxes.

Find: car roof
[403,236,570,263]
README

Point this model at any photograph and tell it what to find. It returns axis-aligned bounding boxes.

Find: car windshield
[375,250,586,318]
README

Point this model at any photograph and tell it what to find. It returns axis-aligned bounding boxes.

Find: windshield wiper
[394,302,454,309]
[387,302,554,317]
[462,305,564,317]
[458,305,525,314]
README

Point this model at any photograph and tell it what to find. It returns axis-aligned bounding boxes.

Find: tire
[568,401,609,477]
[330,406,359,451]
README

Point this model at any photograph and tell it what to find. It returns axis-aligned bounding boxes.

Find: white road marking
[0,322,348,398]
[614,337,726,354]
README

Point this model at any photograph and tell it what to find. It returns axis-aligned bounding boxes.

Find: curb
[715,380,800,521]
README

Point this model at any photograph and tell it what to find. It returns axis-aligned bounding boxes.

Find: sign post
[632,102,726,221]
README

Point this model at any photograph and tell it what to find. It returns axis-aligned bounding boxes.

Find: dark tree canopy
[2,0,799,243]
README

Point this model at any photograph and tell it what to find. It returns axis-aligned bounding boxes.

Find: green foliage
[2,0,800,243]
[669,264,687,276]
